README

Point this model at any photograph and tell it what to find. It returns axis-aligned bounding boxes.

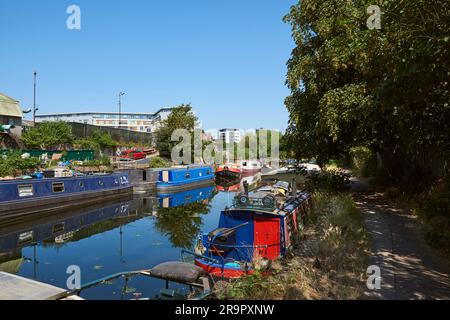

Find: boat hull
[0,173,132,223]
[194,259,253,279]
[156,165,215,192]
[156,177,215,192]
[0,187,133,224]
[241,168,262,176]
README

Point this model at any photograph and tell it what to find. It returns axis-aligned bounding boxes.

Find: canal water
[0,175,264,300]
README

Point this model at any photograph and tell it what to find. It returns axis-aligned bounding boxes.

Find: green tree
[22,121,74,150]
[148,157,168,168]
[283,0,450,185]
[91,130,118,149]
[155,104,198,159]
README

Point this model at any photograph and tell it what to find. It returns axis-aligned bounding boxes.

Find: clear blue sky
[0,0,297,131]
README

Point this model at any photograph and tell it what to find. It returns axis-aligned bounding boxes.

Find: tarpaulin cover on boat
[150,262,204,284]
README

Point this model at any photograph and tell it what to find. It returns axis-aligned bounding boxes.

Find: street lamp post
[118,92,125,129]
[33,71,37,126]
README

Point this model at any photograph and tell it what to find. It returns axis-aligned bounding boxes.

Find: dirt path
[354,189,450,300]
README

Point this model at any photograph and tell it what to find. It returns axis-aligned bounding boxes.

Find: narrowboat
[156,165,215,192]
[186,181,312,279]
[215,163,242,180]
[0,173,132,222]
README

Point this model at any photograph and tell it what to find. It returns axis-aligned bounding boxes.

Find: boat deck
[0,272,82,300]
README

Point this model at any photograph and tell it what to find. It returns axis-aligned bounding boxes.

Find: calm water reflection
[0,178,255,300]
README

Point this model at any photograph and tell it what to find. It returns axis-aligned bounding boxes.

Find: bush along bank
[415,173,450,255]
[215,192,370,300]
[0,153,41,178]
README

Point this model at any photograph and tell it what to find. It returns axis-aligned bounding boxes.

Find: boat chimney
[243,180,249,196]
[291,177,297,196]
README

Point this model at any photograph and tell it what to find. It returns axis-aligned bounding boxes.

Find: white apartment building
[218,128,241,144]
[35,108,174,133]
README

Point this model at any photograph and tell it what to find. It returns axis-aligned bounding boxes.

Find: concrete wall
[68,122,153,145]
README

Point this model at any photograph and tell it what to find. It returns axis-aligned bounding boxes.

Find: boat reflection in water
[215,173,262,193]
[0,183,218,300]
[157,184,216,208]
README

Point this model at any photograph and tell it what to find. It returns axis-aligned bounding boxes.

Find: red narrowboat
[184,181,312,279]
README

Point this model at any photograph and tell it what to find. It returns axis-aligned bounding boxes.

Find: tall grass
[216,193,369,300]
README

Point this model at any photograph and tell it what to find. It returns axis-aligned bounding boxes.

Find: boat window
[52,182,65,193]
[79,181,84,188]
[52,222,65,234]
[18,231,34,245]
[18,185,34,197]
[99,180,104,186]
[185,172,191,179]
[207,170,211,175]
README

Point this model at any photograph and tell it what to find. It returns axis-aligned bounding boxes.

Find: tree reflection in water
[154,200,212,249]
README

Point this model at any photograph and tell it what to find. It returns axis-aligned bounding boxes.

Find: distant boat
[240,160,262,176]
[0,173,132,222]
[215,163,242,180]
[156,165,215,192]
[186,181,312,279]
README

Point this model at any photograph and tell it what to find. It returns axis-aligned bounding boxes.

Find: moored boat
[156,165,215,192]
[187,181,312,279]
[0,173,132,222]
[240,160,262,176]
[215,163,242,180]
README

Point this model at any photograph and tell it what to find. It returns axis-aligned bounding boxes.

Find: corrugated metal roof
[0,93,22,118]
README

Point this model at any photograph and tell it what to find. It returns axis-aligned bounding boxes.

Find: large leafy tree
[155,104,198,159]
[284,0,450,183]
[22,121,74,150]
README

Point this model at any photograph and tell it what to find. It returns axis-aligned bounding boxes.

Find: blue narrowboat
[156,165,215,192]
[0,173,133,222]
[158,184,216,208]
[186,181,312,279]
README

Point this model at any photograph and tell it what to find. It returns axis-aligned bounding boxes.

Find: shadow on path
[355,191,450,300]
